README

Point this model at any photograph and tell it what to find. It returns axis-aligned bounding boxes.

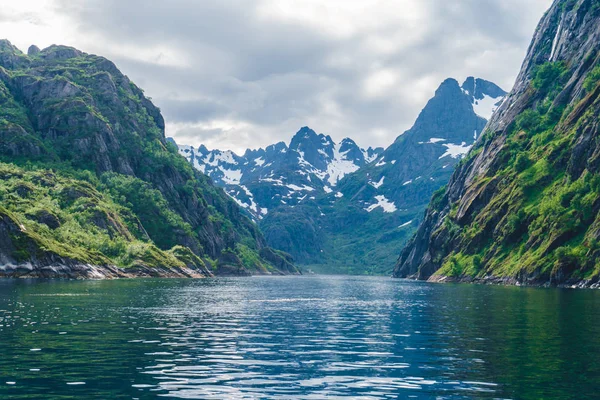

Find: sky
[1,0,553,154]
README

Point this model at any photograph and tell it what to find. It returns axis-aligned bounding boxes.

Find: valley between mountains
[1,0,600,288]
[174,77,506,274]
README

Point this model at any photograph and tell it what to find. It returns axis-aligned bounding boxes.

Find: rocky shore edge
[0,262,211,279]
[425,274,600,290]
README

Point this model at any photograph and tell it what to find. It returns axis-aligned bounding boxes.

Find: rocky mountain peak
[402,77,493,146]
[0,39,28,69]
[461,77,507,120]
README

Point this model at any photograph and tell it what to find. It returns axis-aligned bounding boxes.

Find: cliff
[394,0,600,288]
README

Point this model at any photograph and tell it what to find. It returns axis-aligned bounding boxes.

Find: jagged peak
[265,141,288,153]
[437,77,461,90]
[0,39,29,69]
[290,126,325,151]
[461,77,507,100]
[296,126,318,137]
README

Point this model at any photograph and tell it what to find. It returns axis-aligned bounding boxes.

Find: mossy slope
[394,0,600,287]
[0,40,298,277]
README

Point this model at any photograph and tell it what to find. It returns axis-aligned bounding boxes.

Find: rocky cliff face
[0,40,299,277]
[394,0,600,287]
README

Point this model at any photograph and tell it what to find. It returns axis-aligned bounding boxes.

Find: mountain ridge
[173,126,384,220]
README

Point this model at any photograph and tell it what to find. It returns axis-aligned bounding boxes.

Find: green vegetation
[583,65,600,92]
[0,162,183,268]
[0,42,296,276]
[431,60,600,283]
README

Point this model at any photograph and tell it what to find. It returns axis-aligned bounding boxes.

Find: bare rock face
[27,45,40,56]
[394,0,600,287]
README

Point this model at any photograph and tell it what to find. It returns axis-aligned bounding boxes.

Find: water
[0,276,598,399]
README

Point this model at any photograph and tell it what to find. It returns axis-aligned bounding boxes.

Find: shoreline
[0,262,300,280]
[425,274,600,290]
[0,263,210,279]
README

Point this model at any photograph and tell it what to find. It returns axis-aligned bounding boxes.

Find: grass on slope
[435,61,600,282]
[0,162,198,270]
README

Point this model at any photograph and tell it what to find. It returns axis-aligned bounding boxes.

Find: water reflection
[0,277,598,399]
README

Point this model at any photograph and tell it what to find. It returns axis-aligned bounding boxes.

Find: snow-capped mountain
[340,76,506,217]
[172,127,383,219]
[261,76,507,273]
[174,76,506,274]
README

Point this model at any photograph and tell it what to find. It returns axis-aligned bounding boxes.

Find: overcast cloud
[1,0,552,153]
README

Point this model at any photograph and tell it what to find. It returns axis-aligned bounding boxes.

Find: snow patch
[193,158,206,174]
[259,178,284,186]
[287,184,315,192]
[323,186,333,193]
[325,142,361,186]
[403,180,413,186]
[335,192,344,198]
[362,149,380,164]
[254,157,265,166]
[399,220,413,228]
[370,176,385,189]
[428,138,446,144]
[203,150,238,167]
[472,94,503,120]
[439,142,473,159]
[219,167,242,185]
[365,195,397,213]
[230,185,260,215]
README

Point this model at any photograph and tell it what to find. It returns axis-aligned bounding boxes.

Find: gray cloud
[42,0,552,153]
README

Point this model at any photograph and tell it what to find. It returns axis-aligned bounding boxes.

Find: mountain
[290,77,504,273]
[394,0,600,287]
[173,127,383,220]
[0,40,298,278]
[177,76,506,274]
[336,77,505,225]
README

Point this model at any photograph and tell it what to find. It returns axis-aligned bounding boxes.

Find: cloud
[3,0,552,153]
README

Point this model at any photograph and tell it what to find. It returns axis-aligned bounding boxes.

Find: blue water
[0,276,598,399]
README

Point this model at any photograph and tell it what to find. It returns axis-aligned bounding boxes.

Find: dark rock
[27,45,40,56]
[26,210,61,230]
[259,247,298,274]
[216,252,251,276]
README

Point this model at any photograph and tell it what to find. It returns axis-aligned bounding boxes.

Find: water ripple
[0,276,599,398]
